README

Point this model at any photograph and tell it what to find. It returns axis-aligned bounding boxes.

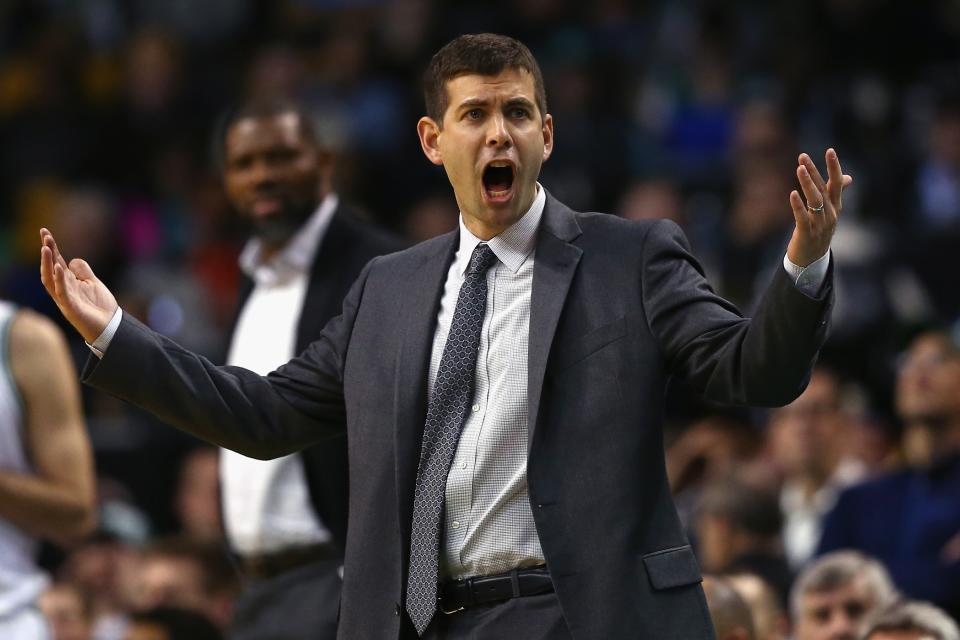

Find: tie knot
[467,243,497,275]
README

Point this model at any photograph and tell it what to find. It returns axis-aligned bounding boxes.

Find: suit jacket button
[395,602,401,616]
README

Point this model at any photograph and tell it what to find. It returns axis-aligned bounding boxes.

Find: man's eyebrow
[457,98,489,110]
[504,97,535,109]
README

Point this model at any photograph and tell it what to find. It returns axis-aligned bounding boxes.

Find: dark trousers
[401,592,571,640]
[229,558,341,640]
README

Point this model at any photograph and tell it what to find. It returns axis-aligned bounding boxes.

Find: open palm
[39,228,118,344]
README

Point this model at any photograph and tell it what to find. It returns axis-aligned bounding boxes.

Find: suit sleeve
[82,258,377,459]
[642,219,833,406]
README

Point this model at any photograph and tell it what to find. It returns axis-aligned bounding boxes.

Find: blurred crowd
[3,0,960,639]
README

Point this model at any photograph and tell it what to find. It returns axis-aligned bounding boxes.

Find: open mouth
[482,161,515,203]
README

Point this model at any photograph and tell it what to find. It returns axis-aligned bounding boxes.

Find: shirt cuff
[783,251,830,298]
[86,307,123,359]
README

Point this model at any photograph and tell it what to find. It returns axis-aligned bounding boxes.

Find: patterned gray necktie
[405,242,498,635]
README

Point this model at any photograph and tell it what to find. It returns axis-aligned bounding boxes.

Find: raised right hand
[39,228,118,344]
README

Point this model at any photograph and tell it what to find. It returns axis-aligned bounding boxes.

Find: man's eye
[511,108,529,119]
[466,109,482,120]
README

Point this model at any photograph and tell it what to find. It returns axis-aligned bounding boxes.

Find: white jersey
[0,302,49,617]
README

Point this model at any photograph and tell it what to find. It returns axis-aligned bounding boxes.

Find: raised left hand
[787,148,852,267]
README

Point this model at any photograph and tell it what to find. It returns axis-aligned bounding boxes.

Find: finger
[40,246,55,293]
[797,165,825,210]
[40,229,69,271]
[789,190,809,231]
[53,262,67,300]
[69,258,97,282]
[799,153,827,193]
[825,148,844,205]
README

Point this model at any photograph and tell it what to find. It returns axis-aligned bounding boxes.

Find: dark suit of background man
[41,34,853,640]
[214,99,398,639]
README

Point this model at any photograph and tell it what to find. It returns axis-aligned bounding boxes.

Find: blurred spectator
[860,600,960,640]
[124,607,222,640]
[727,572,789,640]
[791,551,897,640]
[895,331,960,467]
[40,581,93,640]
[703,574,756,640]
[0,304,96,638]
[695,474,792,607]
[616,178,683,225]
[766,368,868,569]
[666,413,760,532]
[819,331,960,617]
[172,447,223,544]
[215,96,398,640]
[132,536,236,631]
[59,526,142,640]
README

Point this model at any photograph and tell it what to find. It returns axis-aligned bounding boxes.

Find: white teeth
[489,161,511,168]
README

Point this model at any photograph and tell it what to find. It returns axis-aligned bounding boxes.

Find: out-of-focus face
[174,448,222,542]
[134,556,206,612]
[896,334,960,422]
[124,622,168,640]
[768,371,844,478]
[417,67,553,240]
[223,112,329,245]
[40,586,91,640]
[795,578,876,640]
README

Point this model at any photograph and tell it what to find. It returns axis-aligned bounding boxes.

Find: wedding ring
[807,202,825,213]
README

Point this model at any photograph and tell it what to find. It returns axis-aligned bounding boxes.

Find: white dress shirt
[220,195,339,555]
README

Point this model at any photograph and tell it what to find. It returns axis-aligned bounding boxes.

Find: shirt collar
[455,183,544,275]
[239,193,339,285]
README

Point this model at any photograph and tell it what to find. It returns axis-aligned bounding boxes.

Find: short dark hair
[423,33,547,125]
[213,96,320,171]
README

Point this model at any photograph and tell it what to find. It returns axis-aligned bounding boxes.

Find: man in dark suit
[212,98,400,638]
[40,34,849,640]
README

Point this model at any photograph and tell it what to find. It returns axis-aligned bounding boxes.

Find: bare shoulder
[9,309,68,357]
[8,310,73,382]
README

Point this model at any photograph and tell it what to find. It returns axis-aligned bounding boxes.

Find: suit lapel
[394,231,458,548]
[296,207,350,353]
[527,194,583,450]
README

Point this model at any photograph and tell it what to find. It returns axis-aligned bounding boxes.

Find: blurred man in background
[702,575,756,640]
[0,302,96,638]
[215,97,399,639]
[133,536,236,631]
[695,475,793,606]
[727,573,789,640]
[791,551,896,640]
[766,367,867,569]
[40,582,93,640]
[859,600,960,640]
[818,331,960,617]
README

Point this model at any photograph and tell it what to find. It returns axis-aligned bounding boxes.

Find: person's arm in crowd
[0,310,95,543]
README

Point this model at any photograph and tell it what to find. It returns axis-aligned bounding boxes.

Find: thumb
[69,258,98,282]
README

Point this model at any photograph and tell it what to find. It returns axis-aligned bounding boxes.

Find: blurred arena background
[3,1,960,638]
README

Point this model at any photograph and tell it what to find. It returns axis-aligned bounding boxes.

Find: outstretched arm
[0,311,95,543]
[40,227,360,458]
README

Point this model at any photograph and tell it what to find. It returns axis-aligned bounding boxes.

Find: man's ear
[541,113,554,162]
[417,117,444,166]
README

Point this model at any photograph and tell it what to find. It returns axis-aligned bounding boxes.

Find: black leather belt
[438,566,554,614]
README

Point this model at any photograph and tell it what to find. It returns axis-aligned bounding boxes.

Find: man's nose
[486,115,511,148]
[826,612,856,640]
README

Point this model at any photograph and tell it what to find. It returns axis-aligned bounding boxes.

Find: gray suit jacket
[85,191,832,639]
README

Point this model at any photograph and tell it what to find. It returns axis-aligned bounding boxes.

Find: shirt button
[452,521,460,529]
[472,404,480,412]
[460,462,467,470]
